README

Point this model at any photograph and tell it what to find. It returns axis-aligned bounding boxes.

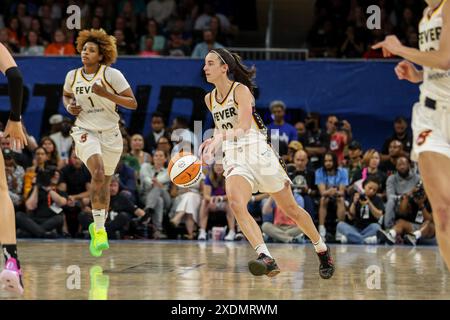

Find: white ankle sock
[413,230,422,240]
[92,209,106,231]
[255,244,272,258]
[313,237,327,253]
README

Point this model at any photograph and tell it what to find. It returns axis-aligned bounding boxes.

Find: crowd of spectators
[0,0,428,59]
[307,0,426,58]
[0,0,239,58]
[0,99,435,246]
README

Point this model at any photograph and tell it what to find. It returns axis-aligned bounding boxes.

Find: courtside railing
[227,47,309,60]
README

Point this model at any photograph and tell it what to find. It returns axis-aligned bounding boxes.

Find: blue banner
[0,57,419,150]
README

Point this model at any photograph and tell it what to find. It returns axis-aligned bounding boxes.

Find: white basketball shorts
[411,100,450,162]
[71,125,123,176]
[222,141,291,194]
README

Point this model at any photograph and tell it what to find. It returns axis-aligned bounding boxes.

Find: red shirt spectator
[44,29,76,56]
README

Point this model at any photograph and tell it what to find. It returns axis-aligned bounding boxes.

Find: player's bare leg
[418,152,450,270]
[85,154,110,256]
[226,176,280,277]
[0,151,23,295]
[271,183,335,279]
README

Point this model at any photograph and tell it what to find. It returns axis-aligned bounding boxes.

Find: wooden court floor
[1,240,449,300]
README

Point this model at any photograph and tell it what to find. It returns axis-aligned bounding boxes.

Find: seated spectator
[316,152,348,238]
[139,36,160,57]
[379,139,404,176]
[378,183,435,246]
[345,140,363,183]
[114,29,134,55]
[114,16,136,51]
[139,19,166,54]
[169,179,203,240]
[3,148,25,209]
[129,134,152,166]
[339,25,364,58]
[261,195,305,244]
[58,150,91,237]
[287,150,317,219]
[121,136,140,173]
[49,116,73,165]
[194,3,230,34]
[209,15,230,46]
[40,136,64,169]
[16,167,67,238]
[303,112,327,170]
[115,159,138,202]
[6,16,25,51]
[156,136,173,156]
[0,27,18,53]
[44,29,76,56]
[383,156,421,229]
[350,149,387,197]
[58,150,91,198]
[307,19,339,58]
[23,147,50,198]
[267,100,298,153]
[139,150,171,239]
[381,116,412,162]
[336,177,384,244]
[191,29,224,59]
[283,140,303,165]
[294,121,307,145]
[144,112,167,154]
[198,163,235,241]
[20,30,44,55]
[164,30,191,57]
[79,175,145,239]
[146,0,176,25]
[330,120,352,165]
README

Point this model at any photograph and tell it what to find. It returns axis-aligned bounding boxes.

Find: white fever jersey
[419,0,450,101]
[63,65,130,131]
[209,81,268,151]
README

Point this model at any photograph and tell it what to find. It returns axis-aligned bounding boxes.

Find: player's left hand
[372,35,403,57]
[92,81,108,98]
[2,120,28,151]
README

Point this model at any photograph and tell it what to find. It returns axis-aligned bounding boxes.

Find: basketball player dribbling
[0,43,28,295]
[199,48,335,278]
[373,0,450,270]
[62,29,137,257]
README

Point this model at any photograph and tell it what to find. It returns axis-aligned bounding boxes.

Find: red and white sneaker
[0,258,24,295]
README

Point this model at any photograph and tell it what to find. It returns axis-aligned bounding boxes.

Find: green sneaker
[89,265,109,300]
[88,223,109,257]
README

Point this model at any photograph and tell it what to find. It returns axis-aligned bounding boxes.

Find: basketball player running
[62,29,137,257]
[373,0,450,270]
[199,48,334,278]
[0,43,28,295]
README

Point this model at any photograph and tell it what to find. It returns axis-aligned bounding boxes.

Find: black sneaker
[248,253,281,277]
[404,233,417,246]
[377,229,395,245]
[316,246,335,279]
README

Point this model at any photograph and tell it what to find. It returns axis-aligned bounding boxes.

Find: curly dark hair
[76,28,117,65]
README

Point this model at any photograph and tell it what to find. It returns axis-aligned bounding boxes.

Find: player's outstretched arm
[373,1,450,70]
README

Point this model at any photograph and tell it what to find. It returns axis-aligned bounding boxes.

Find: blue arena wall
[0,57,420,150]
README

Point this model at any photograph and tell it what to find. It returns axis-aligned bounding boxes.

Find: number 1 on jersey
[88,96,95,108]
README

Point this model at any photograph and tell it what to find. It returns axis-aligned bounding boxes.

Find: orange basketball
[168,152,203,188]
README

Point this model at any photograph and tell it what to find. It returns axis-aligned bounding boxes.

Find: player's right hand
[67,100,82,116]
[395,60,422,83]
[2,120,28,151]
